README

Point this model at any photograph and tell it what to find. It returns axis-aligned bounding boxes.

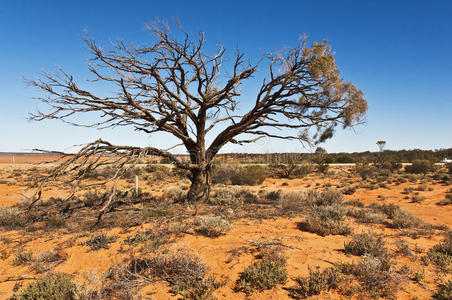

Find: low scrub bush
[209,187,257,206]
[13,247,33,266]
[312,189,343,206]
[344,232,388,257]
[411,194,426,203]
[391,209,421,229]
[289,267,342,299]
[427,234,452,271]
[436,280,452,300]
[354,255,399,299]
[19,273,78,300]
[279,192,307,213]
[0,206,26,229]
[84,233,117,251]
[129,250,224,298]
[344,200,365,208]
[346,208,386,224]
[163,186,186,203]
[438,194,452,206]
[195,216,232,238]
[235,259,287,295]
[212,164,267,185]
[303,204,351,236]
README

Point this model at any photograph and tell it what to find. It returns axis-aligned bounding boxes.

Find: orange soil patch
[0,164,451,299]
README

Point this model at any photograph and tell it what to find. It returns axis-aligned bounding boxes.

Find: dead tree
[29,22,367,204]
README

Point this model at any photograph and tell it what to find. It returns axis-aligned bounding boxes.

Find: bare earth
[0,155,451,299]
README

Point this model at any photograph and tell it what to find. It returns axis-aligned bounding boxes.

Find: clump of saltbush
[427,233,452,271]
[303,204,351,236]
[235,259,287,295]
[163,186,186,203]
[209,187,257,206]
[19,273,79,300]
[212,164,267,185]
[84,233,117,251]
[344,231,388,257]
[195,216,232,238]
[290,267,342,299]
[0,206,26,229]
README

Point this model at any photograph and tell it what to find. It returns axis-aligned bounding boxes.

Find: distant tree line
[214,148,452,164]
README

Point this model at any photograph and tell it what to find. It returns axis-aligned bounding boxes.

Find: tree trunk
[187,168,211,203]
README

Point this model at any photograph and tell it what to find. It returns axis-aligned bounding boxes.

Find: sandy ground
[0,162,451,299]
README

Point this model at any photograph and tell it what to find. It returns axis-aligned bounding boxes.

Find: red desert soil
[0,164,451,299]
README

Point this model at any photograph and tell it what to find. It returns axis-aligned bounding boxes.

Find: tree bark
[187,168,211,203]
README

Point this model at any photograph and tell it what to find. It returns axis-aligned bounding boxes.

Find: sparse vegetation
[195,216,232,237]
[84,233,118,251]
[18,273,78,300]
[235,259,288,295]
[303,204,351,236]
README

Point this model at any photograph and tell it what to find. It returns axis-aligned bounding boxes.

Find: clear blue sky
[1,0,451,154]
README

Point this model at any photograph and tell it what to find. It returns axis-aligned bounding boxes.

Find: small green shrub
[344,232,388,257]
[344,200,365,208]
[163,186,186,203]
[19,273,78,300]
[411,194,426,203]
[428,234,452,271]
[290,267,342,298]
[391,209,421,229]
[303,204,351,236]
[346,208,386,224]
[312,189,343,206]
[195,216,232,238]
[13,247,33,266]
[209,187,257,206]
[84,233,117,251]
[0,206,25,229]
[436,280,452,300]
[279,192,306,213]
[438,194,452,206]
[354,255,399,299]
[235,259,287,295]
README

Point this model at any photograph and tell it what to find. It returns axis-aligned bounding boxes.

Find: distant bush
[212,164,266,185]
[163,186,186,203]
[344,232,388,257]
[346,208,386,224]
[235,259,287,295]
[279,192,307,213]
[391,209,421,229]
[438,194,452,206]
[195,216,232,238]
[19,273,78,300]
[447,163,452,175]
[312,189,343,206]
[0,206,26,229]
[405,160,432,174]
[369,203,421,228]
[209,187,257,206]
[411,194,426,203]
[303,204,351,236]
[355,163,377,180]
